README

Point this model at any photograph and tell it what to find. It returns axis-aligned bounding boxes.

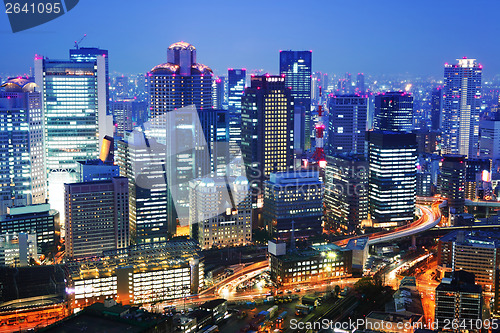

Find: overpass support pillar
[412,235,416,248]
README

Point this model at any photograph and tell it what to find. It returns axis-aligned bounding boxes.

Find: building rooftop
[440,230,500,248]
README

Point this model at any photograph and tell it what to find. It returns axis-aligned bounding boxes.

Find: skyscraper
[441,58,482,157]
[356,73,365,93]
[148,42,213,234]
[368,131,417,228]
[212,75,226,110]
[241,75,294,209]
[263,171,323,242]
[69,47,110,115]
[324,154,368,233]
[227,69,246,155]
[430,87,442,131]
[64,177,129,259]
[327,95,368,155]
[34,54,111,226]
[374,92,413,132]
[280,51,312,150]
[440,154,466,216]
[116,131,168,243]
[197,108,230,177]
[0,78,46,215]
[479,118,500,161]
[112,98,134,138]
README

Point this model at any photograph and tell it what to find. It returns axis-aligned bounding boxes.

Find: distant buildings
[0,204,58,253]
[263,171,323,242]
[189,176,251,250]
[112,99,134,138]
[430,87,442,131]
[280,51,312,150]
[434,270,482,330]
[367,131,417,228]
[241,75,294,209]
[324,154,368,232]
[0,78,46,215]
[64,177,129,259]
[441,58,482,157]
[327,95,368,155]
[374,92,413,132]
[440,154,466,216]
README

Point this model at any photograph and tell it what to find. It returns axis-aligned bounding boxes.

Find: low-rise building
[0,232,37,266]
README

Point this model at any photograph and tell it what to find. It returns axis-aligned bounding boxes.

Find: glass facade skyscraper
[441,58,482,157]
[34,54,108,228]
[368,131,417,228]
[227,69,246,156]
[374,91,413,132]
[241,75,294,209]
[0,78,46,215]
[280,51,312,150]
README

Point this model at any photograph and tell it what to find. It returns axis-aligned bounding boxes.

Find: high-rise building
[280,51,312,150]
[212,75,226,110]
[227,69,246,155]
[441,58,482,157]
[116,131,168,243]
[434,270,482,330]
[374,92,413,132]
[189,176,251,250]
[64,177,129,259]
[479,118,500,161]
[438,230,500,303]
[440,154,466,216]
[69,47,110,114]
[197,108,230,177]
[327,95,368,155]
[0,204,58,253]
[35,54,111,226]
[324,154,368,233]
[148,42,213,233]
[430,87,442,131]
[368,131,417,228]
[112,99,134,138]
[465,158,490,200]
[241,75,294,209]
[0,78,46,215]
[263,171,323,242]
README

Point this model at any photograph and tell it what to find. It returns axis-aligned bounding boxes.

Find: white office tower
[34,54,110,229]
[441,58,482,157]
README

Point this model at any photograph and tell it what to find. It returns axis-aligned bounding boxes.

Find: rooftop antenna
[74,34,87,49]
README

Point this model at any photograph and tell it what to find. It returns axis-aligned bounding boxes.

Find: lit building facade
[374,92,413,133]
[116,131,168,243]
[0,232,38,267]
[441,58,482,157]
[263,171,323,242]
[280,51,312,150]
[112,98,134,138]
[368,131,417,228]
[479,119,500,162]
[327,95,368,155]
[440,154,466,216]
[0,203,58,253]
[34,54,110,227]
[241,75,294,209]
[66,240,203,307]
[148,42,213,234]
[64,177,129,259]
[0,78,46,215]
[227,69,246,155]
[324,154,368,233]
[189,176,251,250]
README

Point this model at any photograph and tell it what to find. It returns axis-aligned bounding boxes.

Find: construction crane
[74,34,87,49]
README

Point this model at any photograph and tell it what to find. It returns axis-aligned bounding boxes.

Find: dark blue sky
[1,0,498,78]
